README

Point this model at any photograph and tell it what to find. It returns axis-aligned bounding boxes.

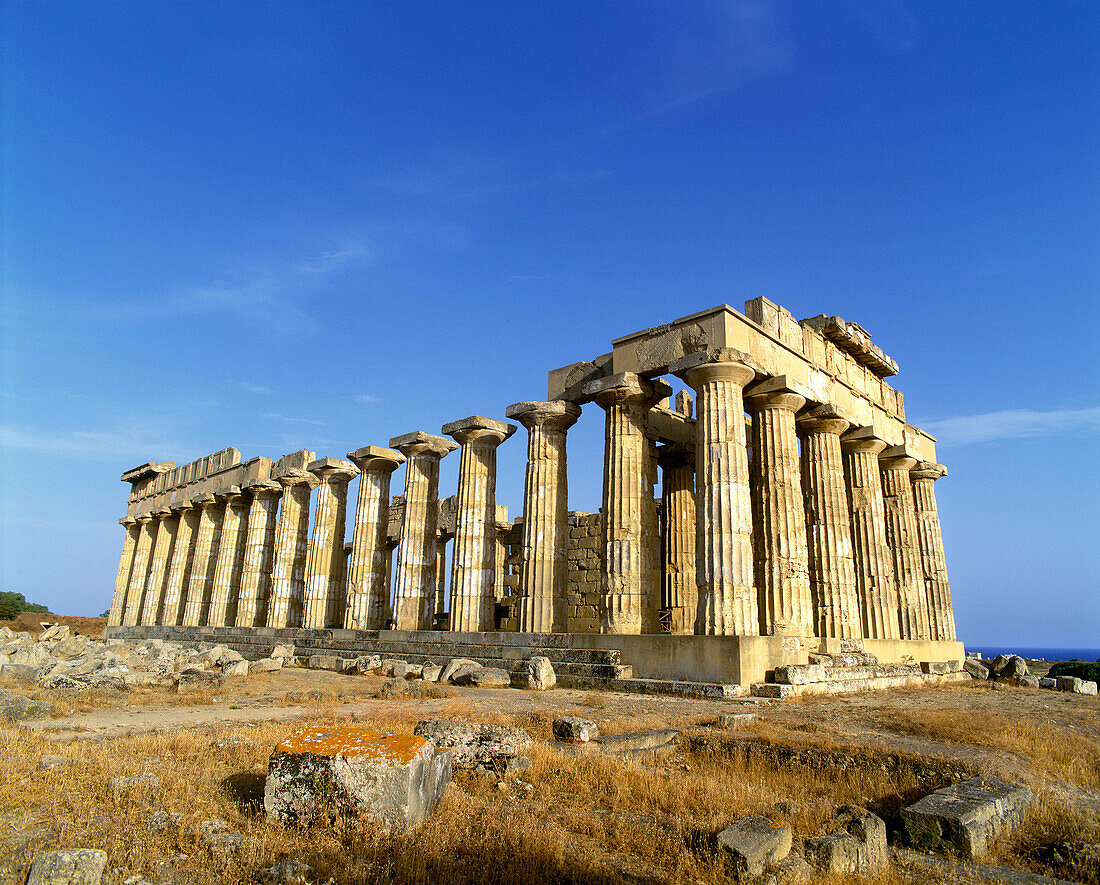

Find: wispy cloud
[0,422,197,463]
[234,381,274,395]
[352,394,382,404]
[920,407,1100,447]
[262,413,326,427]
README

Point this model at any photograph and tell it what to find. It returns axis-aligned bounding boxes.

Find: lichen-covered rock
[552,717,599,742]
[0,688,54,722]
[902,775,1032,859]
[27,848,107,885]
[177,668,224,693]
[716,815,792,876]
[963,658,990,680]
[457,667,510,688]
[804,806,887,874]
[524,656,556,690]
[258,859,315,884]
[414,719,533,769]
[998,656,1029,679]
[264,726,451,832]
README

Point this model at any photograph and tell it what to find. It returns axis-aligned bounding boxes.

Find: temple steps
[749,651,967,698]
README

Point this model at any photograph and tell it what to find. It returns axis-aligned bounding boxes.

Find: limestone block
[751,683,794,698]
[177,668,225,693]
[773,664,825,685]
[963,658,990,680]
[921,661,950,675]
[524,656,556,690]
[716,712,758,729]
[271,643,295,660]
[552,717,599,742]
[901,775,1032,859]
[381,658,408,678]
[998,656,1029,679]
[1057,676,1099,695]
[804,806,887,874]
[264,727,452,832]
[222,659,249,677]
[413,719,533,770]
[716,815,792,876]
[460,667,511,688]
[439,658,482,684]
[421,663,442,682]
[309,655,339,671]
[249,658,282,674]
[1038,676,1057,689]
[27,849,108,885]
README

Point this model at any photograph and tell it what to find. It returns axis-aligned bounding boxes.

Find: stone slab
[901,775,1033,859]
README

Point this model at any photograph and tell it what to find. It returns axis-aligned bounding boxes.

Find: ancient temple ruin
[105,299,963,693]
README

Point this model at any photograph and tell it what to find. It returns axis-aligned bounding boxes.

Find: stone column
[234,481,282,628]
[745,380,813,637]
[160,501,199,626]
[880,448,929,640]
[107,518,139,626]
[207,488,249,627]
[390,432,458,631]
[798,406,861,639]
[139,508,176,625]
[344,447,405,630]
[505,400,581,633]
[302,458,359,629]
[670,348,758,636]
[443,416,516,633]
[121,514,157,626]
[585,373,671,635]
[181,494,223,627]
[911,461,956,641]
[841,429,900,640]
[658,445,696,634]
[267,472,320,629]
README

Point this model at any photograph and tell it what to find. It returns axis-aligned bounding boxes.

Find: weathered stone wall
[565,512,602,633]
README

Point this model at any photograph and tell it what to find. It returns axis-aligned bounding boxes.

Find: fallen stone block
[596,729,679,754]
[716,815,792,876]
[308,655,339,671]
[205,830,252,861]
[271,643,295,660]
[1056,676,1099,695]
[53,636,89,661]
[921,661,950,675]
[1038,676,1057,689]
[524,656,557,690]
[963,658,990,680]
[403,664,423,680]
[249,658,282,674]
[27,848,107,885]
[751,683,794,699]
[716,712,758,729]
[804,806,887,874]
[222,659,249,677]
[37,625,71,642]
[381,659,408,678]
[421,663,442,683]
[901,775,1032,859]
[0,688,55,722]
[769,853,812,884]
[264,726,451,832]
[439,658,482,684]
[988,654,1011,674]
[999,656,1029,678]
[177,668,225,693]
[459,667,510,688]
[413,719,532,769]
[552,717,599,742]
[376,678,407,699]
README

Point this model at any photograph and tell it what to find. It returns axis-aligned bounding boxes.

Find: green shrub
[1048,660,1100,683]
[0,592,49,621]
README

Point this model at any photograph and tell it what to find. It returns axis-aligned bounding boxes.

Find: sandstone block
[413,719,533,769]
[716,815,792,876]
[27,848,107,885]
[901,775,1032,859]
[553,717,599,742]
[524,656,556,690]
[804,806,887,874]
[963,658,990,680]
[264,727,451,832]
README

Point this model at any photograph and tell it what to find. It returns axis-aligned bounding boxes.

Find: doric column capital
[135,513,155,524]
[243,478,282,498]
[308,457,359,484]
[880,445,919,472]
[911,461,947,482]
[347,445,406,474]
[670,347,759,389]
[389,430,459,460]
[841,426,888,455]
[796,404,851,437]
[442,415,517,448]
[190,492,218,509]
[584,372,672,411]
[744,375,810,414]
[215,486,245,505]
[119,516,138,527]
[505,400,582,433]
[277,470,322,490]
[153,507,172,519]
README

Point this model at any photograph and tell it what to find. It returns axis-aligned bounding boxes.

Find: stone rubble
[413,719,533,771]
[26,848,108,885]
[716,814,793,877]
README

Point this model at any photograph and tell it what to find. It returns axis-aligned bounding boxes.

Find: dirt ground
[0,613,105,636]
[3,668,1099,885]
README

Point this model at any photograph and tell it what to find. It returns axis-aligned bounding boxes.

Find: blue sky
[1,1,1096,647]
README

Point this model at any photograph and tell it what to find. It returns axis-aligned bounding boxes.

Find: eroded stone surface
[902,775,1032,859]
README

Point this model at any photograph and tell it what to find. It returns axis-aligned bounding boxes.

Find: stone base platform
[103,625,965,692]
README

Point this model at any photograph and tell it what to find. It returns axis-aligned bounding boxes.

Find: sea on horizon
[968,646,1100,663]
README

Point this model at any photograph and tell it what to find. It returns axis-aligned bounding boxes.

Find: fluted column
[302,458,359,629]
[345,447,405,630]
[139,508,176,625]
[745,381,813,637]
[881,448,929,640]
[443,416,516,633]
[911,461,956,641]
[160,501,199,626]
[390,432,458,631]
[798,406,861,639]
[658,445,696,634]
[107,518,139,626]
[207,489,249,627]
[670,348,758,636]
[121,514,157,626]
[506,400,582,633]
[181,494,223,626]
[267,472,320,629]
[841,429,899,640]
[585,373,671,634]
[233,481,281,627]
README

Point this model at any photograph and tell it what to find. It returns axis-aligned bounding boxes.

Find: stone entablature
[107,298,958,665]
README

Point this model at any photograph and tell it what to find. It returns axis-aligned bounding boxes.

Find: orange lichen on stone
[275,727,429,764]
